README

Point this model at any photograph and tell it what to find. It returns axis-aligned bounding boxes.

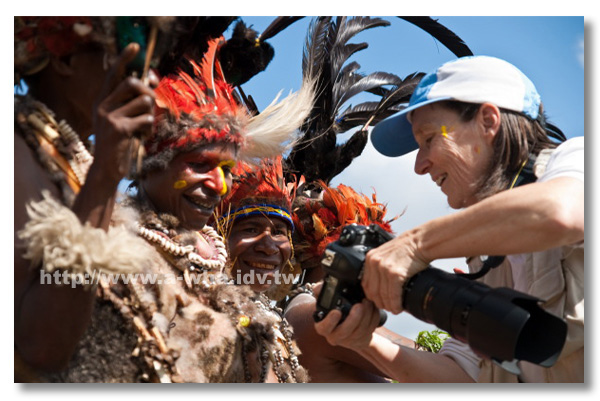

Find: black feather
[260,16,305,41]
[283,16,472,184]
[287,17,395,184]
[368,72,425,116]
[302,17,332,78]
[219,20,275,86]
[334,72,404,112]
[156,17,237,77]
[399,17,473,57]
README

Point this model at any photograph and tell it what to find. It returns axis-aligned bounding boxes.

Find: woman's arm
[284,294,390,382]
[314,300,474,383]
[362,177,584,313]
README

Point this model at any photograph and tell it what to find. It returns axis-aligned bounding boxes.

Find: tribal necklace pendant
[137,224,227,273]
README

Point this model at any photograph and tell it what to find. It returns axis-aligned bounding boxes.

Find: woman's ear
[478,103,501,144]
[49,56,75,77]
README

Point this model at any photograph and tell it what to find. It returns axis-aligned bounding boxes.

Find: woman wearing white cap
[314,56,584,383]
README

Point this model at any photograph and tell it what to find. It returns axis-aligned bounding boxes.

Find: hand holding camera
[314,224,567,371]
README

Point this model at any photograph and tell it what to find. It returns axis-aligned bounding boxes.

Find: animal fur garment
[17,191,150,285]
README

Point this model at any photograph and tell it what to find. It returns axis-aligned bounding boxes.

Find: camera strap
[458,153,539,281]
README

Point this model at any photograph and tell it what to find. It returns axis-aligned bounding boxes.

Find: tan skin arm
[284,286,416,382]
[315,176,583,382]
[362,176,584,314]
[14,43,157,372]
[314,299,474,382]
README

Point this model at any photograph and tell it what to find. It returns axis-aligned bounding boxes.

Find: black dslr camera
[313,224,392,326]
[314,224,567,371]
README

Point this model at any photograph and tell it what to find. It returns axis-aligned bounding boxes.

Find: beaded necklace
[137,224,227,273]
[108,200,307,382]
[99,210,231,383]
[252,293,303,382]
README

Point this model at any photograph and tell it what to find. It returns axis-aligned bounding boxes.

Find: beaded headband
[219,204,294,230]
[214,157,298,236]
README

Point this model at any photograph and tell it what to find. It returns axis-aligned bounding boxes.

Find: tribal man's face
[142,143,237,230]
[228,215,292,293]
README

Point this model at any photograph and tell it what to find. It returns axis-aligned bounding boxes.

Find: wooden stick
[141,24,158,86]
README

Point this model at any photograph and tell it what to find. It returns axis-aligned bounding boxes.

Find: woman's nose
[414,148,431,175]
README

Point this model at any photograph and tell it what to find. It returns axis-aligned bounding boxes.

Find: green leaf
[415,329,450,353]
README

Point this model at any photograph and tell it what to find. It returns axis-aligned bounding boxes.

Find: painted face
[227,215,292,293]
[142,142,237,230]
[411,103,492,209]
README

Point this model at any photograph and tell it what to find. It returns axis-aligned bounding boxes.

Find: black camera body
[314,224,567,370]
[314,224,392,326]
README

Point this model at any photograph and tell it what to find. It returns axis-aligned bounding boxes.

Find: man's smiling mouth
[245,261,279,271]
[184,195,215,211]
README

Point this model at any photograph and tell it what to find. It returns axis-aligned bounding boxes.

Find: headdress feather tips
[292,181,397,267]
[215,156,299,232]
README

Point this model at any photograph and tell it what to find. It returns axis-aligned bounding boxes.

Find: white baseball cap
[370,56,541,157]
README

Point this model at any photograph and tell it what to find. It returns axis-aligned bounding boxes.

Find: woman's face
[227,215,292,293]
[411,103,493,209]
[142,142,237,230]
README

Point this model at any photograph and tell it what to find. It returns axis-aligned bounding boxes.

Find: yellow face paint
[217,160,235,196]
[441,125,449,138]
[173,180,188,189]
[217,166,228,196]
[218,160,236,170]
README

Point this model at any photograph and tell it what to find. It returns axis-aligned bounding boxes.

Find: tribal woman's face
[227,215,292,293]
[142,143,237,230]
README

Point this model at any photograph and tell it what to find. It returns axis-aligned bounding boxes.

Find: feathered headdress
[215,156,299,234]
[139,21,317,177]
[14,16,177,85]
[283,16,472,185]
[213,156,302,301]
[141,38,248,175]
[292,181,397,280]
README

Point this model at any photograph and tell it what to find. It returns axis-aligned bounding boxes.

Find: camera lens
[403,267,567,365]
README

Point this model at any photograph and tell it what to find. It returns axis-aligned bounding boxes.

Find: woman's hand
[361,231,429,314]
[91,43,158,183]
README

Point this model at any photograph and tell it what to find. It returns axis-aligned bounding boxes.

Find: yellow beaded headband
[219,204,294,230]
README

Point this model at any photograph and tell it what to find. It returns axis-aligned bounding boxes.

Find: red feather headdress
[141,35,317,177]
[292,181,397,274]
[142,38,248,174]
[214,156,300,234]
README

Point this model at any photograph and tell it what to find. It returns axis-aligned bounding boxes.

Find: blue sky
[236,16,585,339]
[240,17,584,140]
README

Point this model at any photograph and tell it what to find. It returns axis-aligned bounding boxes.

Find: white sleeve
[537,136,584,183]
[438,337,481,382]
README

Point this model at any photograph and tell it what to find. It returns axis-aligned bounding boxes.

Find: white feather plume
[241,75,317,163]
